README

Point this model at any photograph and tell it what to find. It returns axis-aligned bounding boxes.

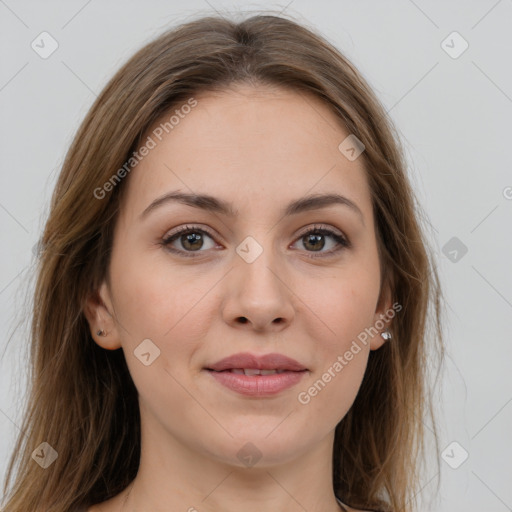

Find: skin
[84,84,392,512]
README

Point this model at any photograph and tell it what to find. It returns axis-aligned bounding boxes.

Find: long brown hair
[1,12,444,512]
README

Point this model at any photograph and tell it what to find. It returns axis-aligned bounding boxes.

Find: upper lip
[206,352,307,372]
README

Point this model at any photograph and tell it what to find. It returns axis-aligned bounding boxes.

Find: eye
[291,224,350,257]
[161,225,218,257]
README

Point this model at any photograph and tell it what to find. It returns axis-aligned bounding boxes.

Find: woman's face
[87,84,392,468]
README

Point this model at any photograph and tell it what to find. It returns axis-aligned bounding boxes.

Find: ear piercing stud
[381,329,392,340]
[97,329,107,337]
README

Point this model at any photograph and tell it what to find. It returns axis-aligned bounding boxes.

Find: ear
[83,281,122,350]
[370,279,394,351]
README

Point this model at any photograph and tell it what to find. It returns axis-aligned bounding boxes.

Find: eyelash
[160,224,350,259]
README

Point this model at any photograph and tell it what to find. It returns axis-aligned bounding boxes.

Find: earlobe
[83,282,122,350]
[370,328,393,350]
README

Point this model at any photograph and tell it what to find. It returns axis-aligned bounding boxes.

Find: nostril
[237,317,248,324]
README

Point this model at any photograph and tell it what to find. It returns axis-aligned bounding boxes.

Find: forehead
[121,84,372,222]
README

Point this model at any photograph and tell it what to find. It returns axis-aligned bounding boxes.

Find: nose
[221,247,295,332]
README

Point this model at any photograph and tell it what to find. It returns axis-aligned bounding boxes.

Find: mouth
[203,352,309,396]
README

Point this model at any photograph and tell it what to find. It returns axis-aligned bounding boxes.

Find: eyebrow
[139,191,364,224]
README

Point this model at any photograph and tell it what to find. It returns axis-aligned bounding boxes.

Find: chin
[202,429,306,469]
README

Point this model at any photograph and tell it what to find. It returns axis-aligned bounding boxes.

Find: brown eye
[292,226,350,257]
[162,225,217,256]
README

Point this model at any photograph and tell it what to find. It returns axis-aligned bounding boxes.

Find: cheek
[294,304,371,434]
[109,252,223,395]
[297,263,381,349]
[110,245,218,338]
[109,252,216,405]
[297,301,372,423]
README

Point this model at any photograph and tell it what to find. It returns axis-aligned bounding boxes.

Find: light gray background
[1,1,511,510]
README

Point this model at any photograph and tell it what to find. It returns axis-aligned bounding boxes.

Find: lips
[207,369,307,396]
[206,352,307,373]
[204,353,308,396]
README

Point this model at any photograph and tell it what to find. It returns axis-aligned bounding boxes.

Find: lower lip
[206,369,307,397]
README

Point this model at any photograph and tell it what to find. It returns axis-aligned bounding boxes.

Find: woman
[1,13,444,512]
